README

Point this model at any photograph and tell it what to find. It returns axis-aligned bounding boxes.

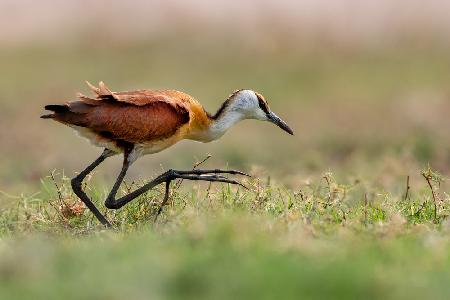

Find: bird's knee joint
[104,198,119,210]
[71,177,82,191]
[165,169,176,178]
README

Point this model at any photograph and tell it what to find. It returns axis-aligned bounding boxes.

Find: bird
[41,82,293,227]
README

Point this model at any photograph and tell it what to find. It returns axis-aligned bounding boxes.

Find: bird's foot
[154,168,250,221]
[166,169,250,188]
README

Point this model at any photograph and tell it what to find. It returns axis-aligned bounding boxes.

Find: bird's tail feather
[41,104,69,119]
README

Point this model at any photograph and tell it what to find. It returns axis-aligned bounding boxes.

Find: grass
[0,165,449,299]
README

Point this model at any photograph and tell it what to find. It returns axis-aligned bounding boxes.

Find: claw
[176,169,251,177]
[231,180,249,190]
[210,175,248,189]
[218,169,251,177]
[230,170,251,177]
[175,174,247,189]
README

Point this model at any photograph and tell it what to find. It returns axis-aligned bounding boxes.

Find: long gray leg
[71,149,116,227]
[104,167,249,216]
[75,148,249,227]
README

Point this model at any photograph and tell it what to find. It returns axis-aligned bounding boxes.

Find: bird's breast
[138,134,184,155]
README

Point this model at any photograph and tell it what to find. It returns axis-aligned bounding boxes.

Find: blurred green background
[0,1,450,298]
[1,0,449,194]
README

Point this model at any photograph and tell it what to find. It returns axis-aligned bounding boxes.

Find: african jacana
[41,82,293,227]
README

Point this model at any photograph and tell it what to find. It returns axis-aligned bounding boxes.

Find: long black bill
[268,112,294,135]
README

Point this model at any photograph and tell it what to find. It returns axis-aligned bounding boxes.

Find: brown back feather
[49,82,191,143]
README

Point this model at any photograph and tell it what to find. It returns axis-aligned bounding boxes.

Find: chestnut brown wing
[49,98,190,144]
[82,101,190,143]
[45,82,191,143]
[84,81,193,107]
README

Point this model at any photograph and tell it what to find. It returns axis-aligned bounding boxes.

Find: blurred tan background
[0,0,449,193]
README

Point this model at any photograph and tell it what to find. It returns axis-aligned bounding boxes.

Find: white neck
[190,90,261,142]
[206,110,245,141]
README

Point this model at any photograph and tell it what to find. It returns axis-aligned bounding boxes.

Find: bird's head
[221,89,294,135]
